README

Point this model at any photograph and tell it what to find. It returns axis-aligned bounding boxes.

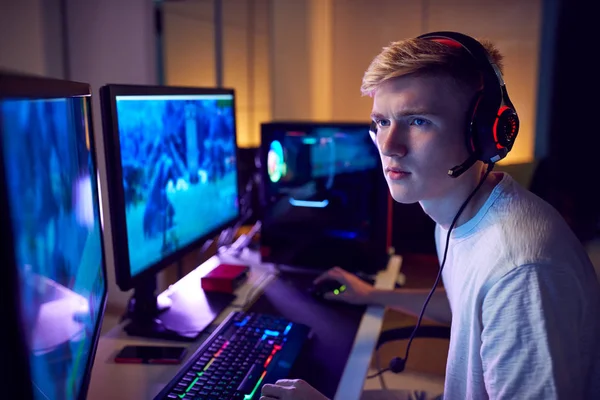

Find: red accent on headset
[430,38,462,48]
[493,106,511,149]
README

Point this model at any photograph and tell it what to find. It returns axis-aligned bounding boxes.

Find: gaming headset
[368,31,520,377]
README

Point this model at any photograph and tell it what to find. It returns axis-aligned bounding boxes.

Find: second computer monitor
[100,85,240,291]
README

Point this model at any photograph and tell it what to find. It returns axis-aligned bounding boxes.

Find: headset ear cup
[495,107,519,149]
[465,92,483,155]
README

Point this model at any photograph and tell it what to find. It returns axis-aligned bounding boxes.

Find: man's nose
[378,125,408,158]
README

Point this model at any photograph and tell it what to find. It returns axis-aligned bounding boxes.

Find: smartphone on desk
[114,345,187,364]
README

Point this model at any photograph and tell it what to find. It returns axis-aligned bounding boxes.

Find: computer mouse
[308,279,346,300]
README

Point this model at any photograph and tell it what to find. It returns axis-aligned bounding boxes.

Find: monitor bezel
[258,121,390,274]
[99,83,242,292]
[0,70,108,400]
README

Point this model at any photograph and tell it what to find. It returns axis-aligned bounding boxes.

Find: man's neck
[420,170,501,230]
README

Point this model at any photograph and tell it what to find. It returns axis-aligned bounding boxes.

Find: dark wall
[530,0,599,244]
[547,0,596,160]
[391,202,437,256]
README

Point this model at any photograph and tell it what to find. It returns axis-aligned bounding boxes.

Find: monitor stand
[122,275,234,342]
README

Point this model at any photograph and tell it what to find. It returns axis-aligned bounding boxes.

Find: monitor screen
[113,93,239,279]
[260,123,389,273]
[0,93,105,399]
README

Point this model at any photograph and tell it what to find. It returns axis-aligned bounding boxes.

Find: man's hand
[314,266,375,305]
[261,379,329,400]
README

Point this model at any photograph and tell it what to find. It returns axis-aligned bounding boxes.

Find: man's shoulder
[463,174,594,292]
[487,173,577,246]
[493,172,561,218]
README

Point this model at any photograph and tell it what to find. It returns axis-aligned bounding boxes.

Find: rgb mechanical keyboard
[154,311,312,400]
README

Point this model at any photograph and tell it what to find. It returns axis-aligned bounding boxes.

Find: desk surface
[87,249,402,400]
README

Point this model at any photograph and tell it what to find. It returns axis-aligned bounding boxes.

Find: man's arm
[367,287,452,326]
[481,264,584,399]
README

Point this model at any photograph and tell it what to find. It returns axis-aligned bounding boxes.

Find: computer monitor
[0,71,107,400]
[99,84,240,341]
[260,122,391,275]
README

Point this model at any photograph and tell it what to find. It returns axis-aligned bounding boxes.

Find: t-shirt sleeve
[480,263,585,399]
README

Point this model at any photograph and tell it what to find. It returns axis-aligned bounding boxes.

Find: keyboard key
[237,363,264,394]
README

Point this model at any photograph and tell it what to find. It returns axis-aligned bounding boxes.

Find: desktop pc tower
[258,121,392,275]
[0,71,108,400]
[237,146,262,225]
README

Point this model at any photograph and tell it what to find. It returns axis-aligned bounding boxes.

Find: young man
[261,32,600,400]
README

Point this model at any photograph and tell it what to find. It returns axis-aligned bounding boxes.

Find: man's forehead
[371,75,461,115]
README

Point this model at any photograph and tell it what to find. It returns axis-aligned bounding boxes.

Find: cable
[375,349,388,390]
[368,348,390,379]
[374,162,495,377]
[367,368,389,379]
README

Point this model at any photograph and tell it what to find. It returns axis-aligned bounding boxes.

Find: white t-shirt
[434,172,600,399]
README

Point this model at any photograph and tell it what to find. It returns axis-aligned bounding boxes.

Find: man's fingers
[275,378,301,387]
[261,380,301,396]
[318,269,351,286]
[261,383,285,397]
[313,268,339,284]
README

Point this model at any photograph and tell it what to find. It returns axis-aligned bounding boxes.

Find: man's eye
[377,119,391,127]
[410,118,430,126]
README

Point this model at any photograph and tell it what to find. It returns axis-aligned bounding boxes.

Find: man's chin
[389,189,420,205]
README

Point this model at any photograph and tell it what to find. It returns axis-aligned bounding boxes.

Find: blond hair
[360,37,504,97]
